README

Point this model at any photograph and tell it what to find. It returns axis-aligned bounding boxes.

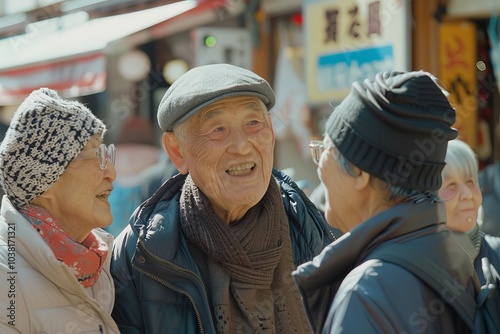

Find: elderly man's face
[174,96,275,221]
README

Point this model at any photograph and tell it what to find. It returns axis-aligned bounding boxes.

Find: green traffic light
[204,35,217,47]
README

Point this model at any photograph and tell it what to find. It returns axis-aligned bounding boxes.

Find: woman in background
[439,138,500,283]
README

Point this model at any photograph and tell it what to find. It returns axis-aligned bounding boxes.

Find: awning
[0,0,230,105]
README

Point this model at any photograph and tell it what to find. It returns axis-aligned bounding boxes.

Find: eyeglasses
[95,144,116,170]
[74,143,116,170]
[309,140,334,165]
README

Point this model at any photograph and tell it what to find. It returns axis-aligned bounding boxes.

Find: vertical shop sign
[303,0,410,103]
[438,22,477,150]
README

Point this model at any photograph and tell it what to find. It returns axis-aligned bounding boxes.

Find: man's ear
[162,132,188,174]
[354,169,371,191]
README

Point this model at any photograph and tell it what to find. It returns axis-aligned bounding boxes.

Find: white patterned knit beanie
[0,88,106,208]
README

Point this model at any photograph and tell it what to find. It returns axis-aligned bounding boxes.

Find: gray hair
[442,139,479,183]
[335,147,429,202]
[173,120,188,142]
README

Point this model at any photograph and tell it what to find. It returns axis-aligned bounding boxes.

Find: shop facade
[0,0,499,187]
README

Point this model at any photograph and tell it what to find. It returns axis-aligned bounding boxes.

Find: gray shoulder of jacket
[327,259,436,332]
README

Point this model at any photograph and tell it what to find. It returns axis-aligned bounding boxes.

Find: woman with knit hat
[0,88,120,333]
[292,71,479,333]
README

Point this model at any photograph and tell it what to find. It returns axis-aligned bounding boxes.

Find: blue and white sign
[304,0,410,103]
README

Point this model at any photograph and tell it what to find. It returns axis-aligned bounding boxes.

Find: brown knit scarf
[180,175,311,334]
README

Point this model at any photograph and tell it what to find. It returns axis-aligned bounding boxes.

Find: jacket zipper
[132,242,208,334]
[132,264,205,334]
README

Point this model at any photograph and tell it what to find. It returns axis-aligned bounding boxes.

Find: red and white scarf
[20,204,108,288]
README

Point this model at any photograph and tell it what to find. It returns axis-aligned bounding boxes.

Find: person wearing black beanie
[292,71,480,333]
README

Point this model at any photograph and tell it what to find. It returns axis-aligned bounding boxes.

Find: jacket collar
[293,195,447,291]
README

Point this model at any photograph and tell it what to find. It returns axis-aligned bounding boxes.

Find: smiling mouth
[226,163,255,176]
[96,190,111,201]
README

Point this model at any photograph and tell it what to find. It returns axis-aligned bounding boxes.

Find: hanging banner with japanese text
[303,0,410,103]
[438,22,477,150]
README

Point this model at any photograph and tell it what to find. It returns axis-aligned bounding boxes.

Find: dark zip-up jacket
[478,163,500,237]
[292,197,479,334]
[476,232,500,284]
[111,169,334,334]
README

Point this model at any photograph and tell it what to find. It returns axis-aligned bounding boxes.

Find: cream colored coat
[0,197,120,333]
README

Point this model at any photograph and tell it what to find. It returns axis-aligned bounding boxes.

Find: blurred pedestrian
[106,115,159,236]
[0,88,119,333]
[111,64,334,333]
[292,71,478,333]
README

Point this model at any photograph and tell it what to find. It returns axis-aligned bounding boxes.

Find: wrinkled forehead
[198,96,267,119]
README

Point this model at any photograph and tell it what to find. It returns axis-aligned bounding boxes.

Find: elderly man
[111,64,334,333]
[292,71,480,333]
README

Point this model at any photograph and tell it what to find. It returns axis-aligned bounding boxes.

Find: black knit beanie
[326,71,457,191]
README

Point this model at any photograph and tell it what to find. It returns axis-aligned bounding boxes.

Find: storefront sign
[303,0,410,103]
[438,22,477,149]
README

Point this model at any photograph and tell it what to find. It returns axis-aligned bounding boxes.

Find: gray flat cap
[157,63,275,132]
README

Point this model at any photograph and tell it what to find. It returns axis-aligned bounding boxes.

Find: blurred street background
[0,0,499,195]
